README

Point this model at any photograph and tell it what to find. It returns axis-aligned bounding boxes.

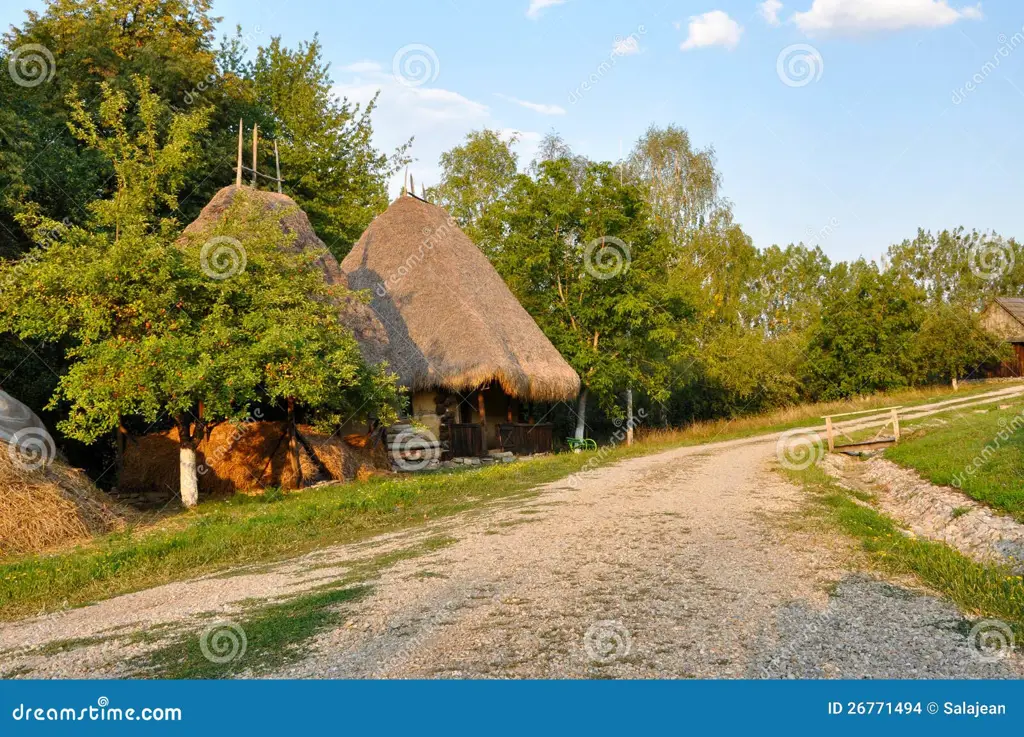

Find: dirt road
[3,387,1022,679]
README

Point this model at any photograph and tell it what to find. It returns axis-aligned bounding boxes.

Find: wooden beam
[477,390,488,453]
[236,119,243,188]
[825,416,835,453]
[274,140,282,194]
[891,408,901,443]
[251,123,259,188]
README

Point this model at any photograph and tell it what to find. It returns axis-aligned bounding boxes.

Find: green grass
[2,379,1019,622]
[885,402,1024,522]
[785,464,1024,634]
[140,584,372,679]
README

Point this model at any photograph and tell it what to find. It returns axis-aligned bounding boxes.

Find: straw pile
[0,451,128,556]
[120,421,388,500]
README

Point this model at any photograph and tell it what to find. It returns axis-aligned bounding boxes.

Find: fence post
[891,408,901,443]
[825,416,835,453]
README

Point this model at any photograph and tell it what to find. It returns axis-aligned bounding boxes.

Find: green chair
[565,437,598,452]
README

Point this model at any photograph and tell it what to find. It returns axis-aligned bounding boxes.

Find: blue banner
[1,680,1021,735]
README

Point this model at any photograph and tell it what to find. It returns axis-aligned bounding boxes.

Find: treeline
[426,129,1022,431]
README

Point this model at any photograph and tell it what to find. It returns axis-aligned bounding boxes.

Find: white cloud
[527,0,566,19]
[334,65,540,197]
[759,0,784,26]
[679,11,743,51]
[495,93,567,115]
[612,35,641,56]
[793,0,983,35]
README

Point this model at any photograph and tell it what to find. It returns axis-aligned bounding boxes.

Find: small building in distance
[339,192,581,458]
[980,297,1024,377]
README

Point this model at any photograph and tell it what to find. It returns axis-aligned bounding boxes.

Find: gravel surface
[2,388,1022,679]
[823,454,1024,573]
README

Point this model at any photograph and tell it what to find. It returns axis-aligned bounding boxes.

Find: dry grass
[636,381,1020,448]
[0,452,129,556]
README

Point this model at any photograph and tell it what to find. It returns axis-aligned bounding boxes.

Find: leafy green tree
[0,79,398,506]
[912,302,1008,387]
[425,129,518,248]
[495,158,694,437]
[248,36,409,259]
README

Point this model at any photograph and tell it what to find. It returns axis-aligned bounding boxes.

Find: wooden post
[477,389,488,453]
[274,140,282,194]
[251,123,259,188]
[506,400,513,423]
[891,408,901,443]
[288,397,302,489]
[236,119,243,188]
[825,416,835,453]
[625,387,634,446]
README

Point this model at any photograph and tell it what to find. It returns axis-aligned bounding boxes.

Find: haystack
[0,451,128,556]
[119,421,388,501]
[339,194,580,401]
[180,185,390,365]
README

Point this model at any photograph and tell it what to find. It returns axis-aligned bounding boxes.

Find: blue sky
[6,0,1024,262]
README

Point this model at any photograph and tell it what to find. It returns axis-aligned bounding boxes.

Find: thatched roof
[339,194,581,402]
[180,185,390,365]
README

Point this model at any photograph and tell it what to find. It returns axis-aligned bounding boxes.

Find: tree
[248,36,409,259]
[0,79,398,507]
[912,302,1008,388]
[424,129,519,248]
[626,124,721,243]
[494,157,694,437]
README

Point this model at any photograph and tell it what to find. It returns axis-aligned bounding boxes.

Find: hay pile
[0,451,128,556]
[120,421,388,501]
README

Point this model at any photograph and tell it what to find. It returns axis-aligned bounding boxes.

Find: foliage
[0,80,398,502]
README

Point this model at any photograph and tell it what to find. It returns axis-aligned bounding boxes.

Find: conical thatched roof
[180,186,390,365]
[339,194,581,402]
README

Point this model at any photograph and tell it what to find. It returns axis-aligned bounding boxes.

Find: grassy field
[784,465,1024,634]
[1,379,1019,622]
[885,400,1024,522]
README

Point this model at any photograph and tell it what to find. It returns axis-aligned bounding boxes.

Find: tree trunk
[625,387,634,446]
[176,416,199,508]
[288,397,303,489]
[574,388,589,440]
[952,376,959,391]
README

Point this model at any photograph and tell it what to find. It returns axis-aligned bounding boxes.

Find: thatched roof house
[340,193,580,456]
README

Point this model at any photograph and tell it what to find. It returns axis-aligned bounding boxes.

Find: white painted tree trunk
[626,387,634,446]
[180,445,199,508]
[952,376,959,391]
[574,388,588,440]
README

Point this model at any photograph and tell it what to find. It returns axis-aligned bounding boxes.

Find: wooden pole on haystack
[236,119,243,188]
[251,123,259,188]
[274,140,283,194]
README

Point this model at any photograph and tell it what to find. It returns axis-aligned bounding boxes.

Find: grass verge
[784,464,1024,635]
[884,402,1024,522]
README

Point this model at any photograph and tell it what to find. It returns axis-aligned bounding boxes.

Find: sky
[5,0,1024,263]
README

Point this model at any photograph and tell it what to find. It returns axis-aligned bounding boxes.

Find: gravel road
[2,389,1022,679]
